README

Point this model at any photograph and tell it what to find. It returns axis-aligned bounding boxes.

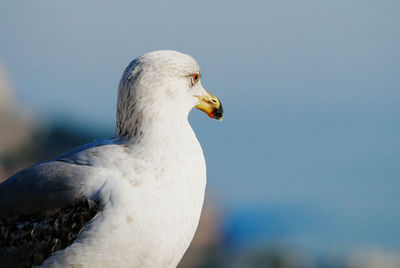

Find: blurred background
[0,1,399,267]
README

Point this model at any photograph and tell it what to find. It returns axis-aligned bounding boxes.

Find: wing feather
[0,197,102,268]
[0,161,91,219]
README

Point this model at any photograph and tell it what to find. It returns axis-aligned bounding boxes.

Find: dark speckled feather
[0,197,102,268]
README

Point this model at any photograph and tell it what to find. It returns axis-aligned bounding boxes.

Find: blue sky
[1,0,399,254]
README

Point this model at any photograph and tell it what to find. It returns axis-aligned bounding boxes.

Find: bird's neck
[114,108,193,146]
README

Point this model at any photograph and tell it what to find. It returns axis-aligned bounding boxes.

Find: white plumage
[0,50,223,267]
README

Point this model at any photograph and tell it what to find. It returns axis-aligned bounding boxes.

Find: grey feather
[0,139,112,267]
[0,138,116,219]
[0,161,89,219]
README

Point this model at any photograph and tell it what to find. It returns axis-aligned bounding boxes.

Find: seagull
[0,50,223,268]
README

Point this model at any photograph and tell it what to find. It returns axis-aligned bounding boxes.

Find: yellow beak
[195,91,223,121]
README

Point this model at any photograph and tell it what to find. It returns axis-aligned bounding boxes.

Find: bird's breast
[98,139,207,267]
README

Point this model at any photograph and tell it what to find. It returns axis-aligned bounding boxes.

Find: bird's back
[0,138,119,267]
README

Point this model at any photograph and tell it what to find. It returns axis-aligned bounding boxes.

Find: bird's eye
[191,73,200,85]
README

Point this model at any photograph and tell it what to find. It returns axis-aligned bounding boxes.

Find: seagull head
[115,50,223,139]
